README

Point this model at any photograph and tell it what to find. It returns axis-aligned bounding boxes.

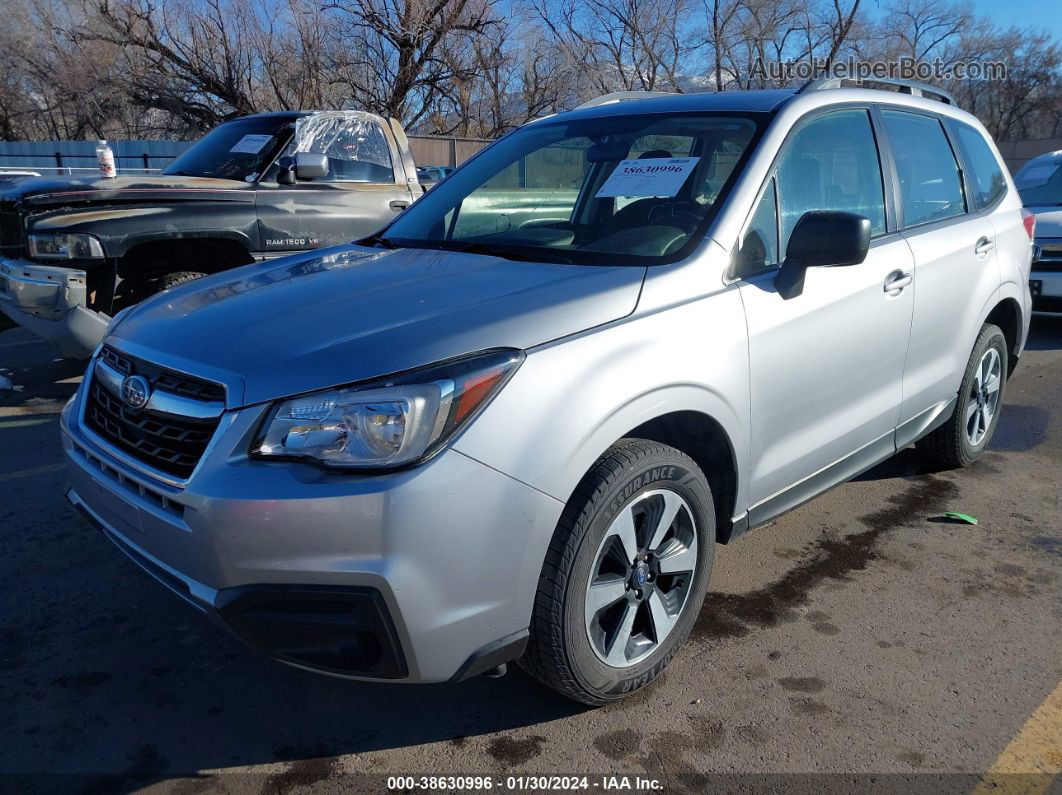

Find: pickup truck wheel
[520,439,714,705]
[125,271,206,306]
[916,323,1008,468]
[157,271,206,291]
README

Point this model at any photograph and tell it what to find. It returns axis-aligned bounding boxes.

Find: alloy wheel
[966,347,1002,446]
[584,489,698,667]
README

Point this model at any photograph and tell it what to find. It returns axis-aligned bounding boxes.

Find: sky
[965,0,1061,39]
[858,0,1062,41]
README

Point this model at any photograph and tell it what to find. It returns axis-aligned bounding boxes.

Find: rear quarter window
[952,121,1007,210]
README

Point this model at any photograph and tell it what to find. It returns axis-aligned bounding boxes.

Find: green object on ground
[945,512,978,525]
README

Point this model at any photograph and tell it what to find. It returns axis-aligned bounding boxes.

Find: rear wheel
[520,439,715,705]
[916,323,1008,468]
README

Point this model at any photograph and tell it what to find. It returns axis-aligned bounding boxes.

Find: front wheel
[520,439,715,705]
[122,271,207,308]
[916,323,1008,468]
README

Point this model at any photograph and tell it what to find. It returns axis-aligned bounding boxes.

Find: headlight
[252,349,523,469]
[28,232,105,260]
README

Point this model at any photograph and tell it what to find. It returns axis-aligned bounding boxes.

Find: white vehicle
[1014,150,1062,314]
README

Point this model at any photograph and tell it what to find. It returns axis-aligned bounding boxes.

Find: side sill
[726,397,959,543]
[718,512,750,545]
[747,432,896,532]
[894,396,957,450]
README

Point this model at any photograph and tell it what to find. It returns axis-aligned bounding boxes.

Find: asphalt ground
[1,319,1060,794]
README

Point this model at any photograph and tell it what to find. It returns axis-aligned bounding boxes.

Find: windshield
[163,117,293,181]
[1015,157,1062,206]
[377,112,763,265]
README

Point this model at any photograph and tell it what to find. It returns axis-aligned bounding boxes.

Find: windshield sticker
[595,157,700,198]
[1018,164,1058,187]
[229,134,273,155]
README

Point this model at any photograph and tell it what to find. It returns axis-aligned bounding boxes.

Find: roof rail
[574,91,677,110]
[798,76,956,106]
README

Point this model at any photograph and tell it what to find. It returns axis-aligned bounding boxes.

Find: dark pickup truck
[0,110,422,356]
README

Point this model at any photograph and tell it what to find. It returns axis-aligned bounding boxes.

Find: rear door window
[881,110,966,227]
[951,120,1007,210]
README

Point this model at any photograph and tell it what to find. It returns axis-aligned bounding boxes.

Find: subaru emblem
[121,374,151,410]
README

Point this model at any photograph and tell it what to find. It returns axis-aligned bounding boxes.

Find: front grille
[99,346,225,402]
[99,345,133,374]
[0,206,23,256]
[85,346,225,479]
[1034,240,1062,273]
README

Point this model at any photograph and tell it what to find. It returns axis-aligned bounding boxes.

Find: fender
[453,292,752,531]
[27,203,258,259]
[560,383,745,511]
[997,278,1030,356]
[984,282,1028,372]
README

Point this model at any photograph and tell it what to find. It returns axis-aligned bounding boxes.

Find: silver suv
[61,79,1032,705]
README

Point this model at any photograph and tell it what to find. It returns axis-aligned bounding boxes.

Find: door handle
[389,200,410,212]
[974,236,994,257]
[883,270,913,294]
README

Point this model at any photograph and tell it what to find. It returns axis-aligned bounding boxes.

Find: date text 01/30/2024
[385,775,664,791]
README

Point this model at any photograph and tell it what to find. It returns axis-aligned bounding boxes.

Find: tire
[125,271,206,307]
[157,271,206,291]
[916,323,1008,468]
[520,439,715,705]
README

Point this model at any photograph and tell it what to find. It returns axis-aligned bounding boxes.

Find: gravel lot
[1,319,1060,792]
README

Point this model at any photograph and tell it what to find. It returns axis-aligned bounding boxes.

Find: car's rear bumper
[0,257,107,357]
[1030,269,1062,315]
[60,382,561,683]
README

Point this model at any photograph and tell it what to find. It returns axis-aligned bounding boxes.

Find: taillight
[1022,209,1036,240]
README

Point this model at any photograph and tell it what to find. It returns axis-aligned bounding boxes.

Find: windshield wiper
[452,240,575,264]
[359,233,398,249]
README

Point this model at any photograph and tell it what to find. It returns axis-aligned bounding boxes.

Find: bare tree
[322,0,500,127]
[0,0,1059,144]
[433,13,576,136]
[888,0,968,61]
[531,0,692,94]
[822,0,862,65]
[948,24,1062,140]
[73,0,266,131]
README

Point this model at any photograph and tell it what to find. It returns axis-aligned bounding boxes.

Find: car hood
[108,244,646,407]
[1,174,252,207]
[1030,207,1062,238]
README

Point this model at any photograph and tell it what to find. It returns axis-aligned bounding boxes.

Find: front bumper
[0,257,107,357]
[1030,269,1062,315]
[60,381,562,683]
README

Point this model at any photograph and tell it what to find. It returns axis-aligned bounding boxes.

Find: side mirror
[294,152,329,180]
[776,211,871,299]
